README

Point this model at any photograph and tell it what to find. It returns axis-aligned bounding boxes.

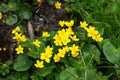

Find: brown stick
[27,21,35,39]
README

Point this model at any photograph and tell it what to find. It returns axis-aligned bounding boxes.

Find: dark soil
[30,0,69,37]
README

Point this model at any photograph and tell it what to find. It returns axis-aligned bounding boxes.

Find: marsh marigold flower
[54,34,62,46]
[93,34,103,42]
[34,60,44,68]
[15,45,24,54]
[40,46,53,63]
[3,47,6,51]
[70,35,79,41]
[0,48,2,51]
[33,39,41,47]
[0,12,2,19]
[42,31,50,37]
[41,53,51,63]
[19,35,27,42]
[80,21,88,30]
[59,20,65,27]
[12,26,20,34]
[66,27,74,35]
[69,44,80,57]
[53,54,60,62]
[37,0,42,3]
[87,26,98,38]
[58,48,66,58]
[45,46,53,53]
[13,33,27,42]
[55,1,61,9]
[65,20,74,28]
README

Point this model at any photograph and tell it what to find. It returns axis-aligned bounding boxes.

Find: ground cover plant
[0,0,120,80]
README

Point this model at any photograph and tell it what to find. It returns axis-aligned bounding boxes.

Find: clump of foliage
[0,0,120,80]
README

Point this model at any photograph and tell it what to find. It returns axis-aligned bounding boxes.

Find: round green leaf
[103,41,120,64]
[19,10,32,19]
[5,15,18,25]
[0,3,9,12]
[13,55,33,71]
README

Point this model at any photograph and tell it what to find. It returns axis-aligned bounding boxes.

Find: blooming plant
[0,0,120,80]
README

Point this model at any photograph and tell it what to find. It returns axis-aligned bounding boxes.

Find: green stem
[80,50,87,80]
[87,54,94,67]
[65,69,78,80]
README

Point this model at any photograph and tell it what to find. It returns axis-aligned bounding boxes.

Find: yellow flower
[54,40,62,46]
[40,46,53,63]
[42,31,50,37]
[59,20,65,27]
[69,44,79,52]
[3,47,6,51]
[87,26,98,37]
[54,34,62,46]
[12,33,22,41]
[71,51,79,57]
[34,60,44,68]
[55,1,61,9]
[58,48,66,58]
[58,29,66,35]
[12,26,20,34]
[80,21,88,30]
[66,27,74,35]
[93,34,103,42]
[37,0,42,3]
[70,35,79,41]
[45,46,53,54]
[65,20,74,27]
[63,46,69,52]
[19,35,27,42]
[40,53,51,63]
[0,12,2,19]
[61,36,71,45]
[53,54,60,62]
[69,44,80,57]
[15,45,24,54]
[33,39,41,47]
[0,48,2,51]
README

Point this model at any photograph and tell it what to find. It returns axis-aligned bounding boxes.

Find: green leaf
[13,54,33,71]
[64,0,76,3]
[64,7,73,13]
[71,3,81,12]
[82,44,101,64]
[103,40,120,64]
[76,30,86,41]
[30,76,39,80]
[48,0,55,5]
[0,3,9,12]
[5,15,18,25]
[8,2,19,11]
[60,67,78,80]
[87,69,97,80]
[34,65,55,77]
[18,9,32,19]
[27,42,45,58]
[93,22,104,35]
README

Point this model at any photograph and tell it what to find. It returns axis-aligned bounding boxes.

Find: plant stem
[87,54,94,67]
[80,50,87,80]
